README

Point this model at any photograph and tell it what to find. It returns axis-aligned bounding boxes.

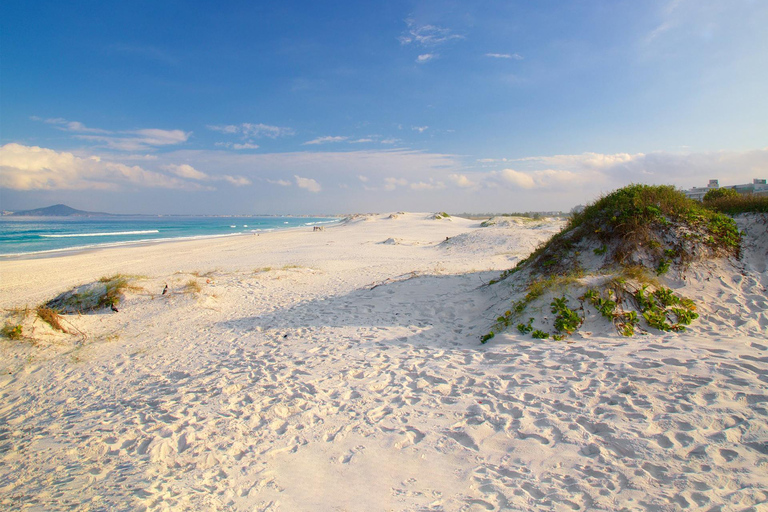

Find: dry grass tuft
[184,279,202,294]
[35,306,68,333]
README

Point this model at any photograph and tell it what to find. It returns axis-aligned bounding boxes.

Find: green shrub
[703,193,768,214]
[703,187,739,202]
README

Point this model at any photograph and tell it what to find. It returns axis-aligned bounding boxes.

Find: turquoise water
[0,216,340,257]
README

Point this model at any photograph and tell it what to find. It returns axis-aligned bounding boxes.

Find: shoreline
[0,217,344,261]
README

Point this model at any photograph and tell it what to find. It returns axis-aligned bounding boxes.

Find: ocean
[0,215,341,257]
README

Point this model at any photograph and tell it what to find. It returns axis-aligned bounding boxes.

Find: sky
[1,0,767,215]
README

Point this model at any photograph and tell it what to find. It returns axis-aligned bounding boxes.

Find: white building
[684,179,768,201]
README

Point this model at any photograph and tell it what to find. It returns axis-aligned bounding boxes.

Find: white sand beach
[1,212,767,511]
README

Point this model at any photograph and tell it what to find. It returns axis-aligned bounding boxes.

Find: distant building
[684,179,768,200]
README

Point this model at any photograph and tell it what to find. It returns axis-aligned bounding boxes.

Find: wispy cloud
[412,126,429,133]
[399,19,464,47]
[416,53,437,63]
[36,117,111,134]
[32,117,191,151]
[485,53,523,60]
[303,136,349,145]
[162,163,251,186]
[384,177,408,191]
[208,123,294,139]
[215,142,260,150]
[107,43,177,66]
[76,129,190,151]
[410,179,445,190]
[267,178,292,187]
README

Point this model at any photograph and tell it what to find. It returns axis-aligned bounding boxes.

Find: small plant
[593,245,608,256]
[480,332,495,344]
[532,330,549,339]
[36,306,67,333]
[517,318,534,335]
[642,309,673,331]
[1,323,23,340]
[184,280,202,294]
[617,311,639,336]
[551,297,582,335]
[656,259,670,275]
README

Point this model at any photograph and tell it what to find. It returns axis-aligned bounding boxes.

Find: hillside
[7,204,112,216]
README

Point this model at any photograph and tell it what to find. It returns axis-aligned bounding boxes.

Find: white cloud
[222,175,252,186]
[164,163,208,180]
[294,175,321,192]
[267,179,292,187]
[449,174,475,188]
[380,138,398,144]
[303,136,349,145]
[215,142,260,150]
[459,149,768,195]
[384,177,408,191]
[208,123,294,138]
[412,126,429,133]
[410,180,445,190]
[41,117,111,134]
[0,143,205,191]
[163,163,251,186]
[417,53,437,63]
[399,19,464,46]
[485,53,523,60]
[76,129,190,151]
[499,169,537,189]
[34,117,190,150]
[350,138,374,144]
[357,175,369,183]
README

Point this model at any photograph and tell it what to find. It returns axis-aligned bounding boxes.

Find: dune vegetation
[483,184,742,342]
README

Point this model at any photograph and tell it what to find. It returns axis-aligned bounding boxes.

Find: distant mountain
[7,204,113,217]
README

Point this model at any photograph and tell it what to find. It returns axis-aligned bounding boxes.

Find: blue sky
[1,0,766,214]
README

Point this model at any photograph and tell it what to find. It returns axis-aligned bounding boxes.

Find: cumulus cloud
[449,173,476,188]
[458,149,768,197]
[0,143,205,191]
[294,175,321,192]
[399,19,464,46]
[303,136,349,145]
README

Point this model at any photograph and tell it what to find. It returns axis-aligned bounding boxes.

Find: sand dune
[0,213,766,511]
